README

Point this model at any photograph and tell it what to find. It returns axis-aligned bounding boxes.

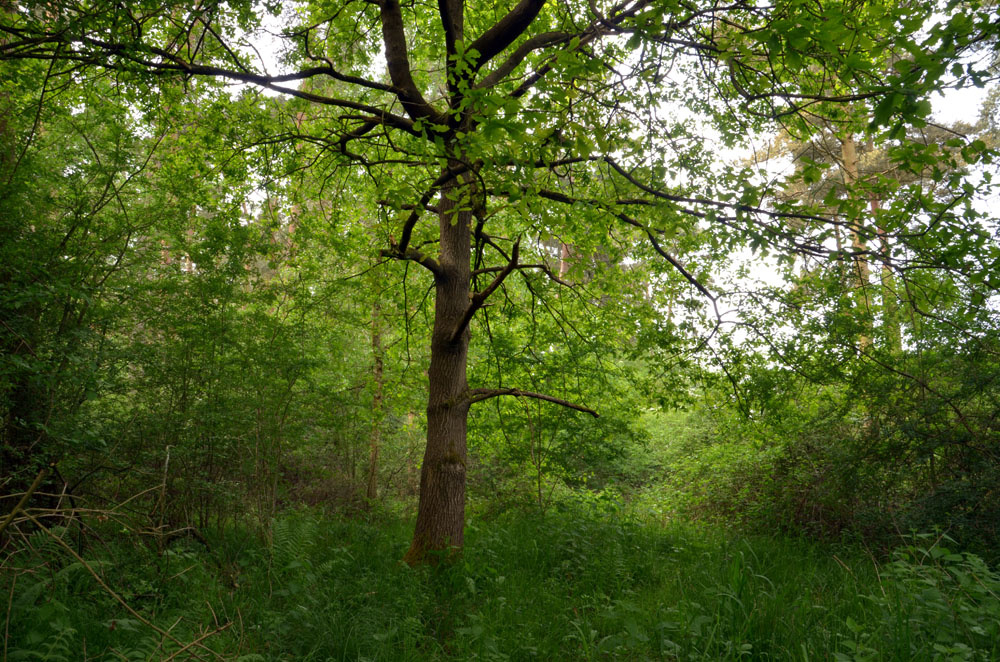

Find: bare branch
[451,237,520,343]
[602,157,833,226]
[380,246,442,276]
[0,465,49,538]
[20,510,220,661]
[379,0,448,124]
[644,229,716,304]
[468,387,599,417]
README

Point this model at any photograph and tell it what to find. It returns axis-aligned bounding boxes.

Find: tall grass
[4,509,999,660]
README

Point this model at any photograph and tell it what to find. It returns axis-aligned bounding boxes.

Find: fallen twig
[20,510,223,661]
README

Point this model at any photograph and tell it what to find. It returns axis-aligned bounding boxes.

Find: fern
[269,516,295,570]
[112,636,159,661]
[269,513,319,573]
[12,573,47,610]
[9,622,76,662]
[38,624,75,662]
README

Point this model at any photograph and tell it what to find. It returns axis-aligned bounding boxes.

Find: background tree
[0,60,181,506]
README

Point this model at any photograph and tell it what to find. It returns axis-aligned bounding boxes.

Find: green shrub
[840,535,1000,661]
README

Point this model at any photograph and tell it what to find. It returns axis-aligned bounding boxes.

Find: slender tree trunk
[875,211,902,353]
[404,170,474,565]
[366,299,384,502]
[525,402,545,511]
[863,132,902,353]
[841,134,871,347]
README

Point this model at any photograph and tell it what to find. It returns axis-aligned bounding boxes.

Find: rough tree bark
[403,169,474,564]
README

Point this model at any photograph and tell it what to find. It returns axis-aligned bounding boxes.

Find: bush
[840,534,1000,661]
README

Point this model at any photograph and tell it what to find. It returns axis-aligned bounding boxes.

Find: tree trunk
[841,134,871,348]
[863,134,902,353]
[404,170,473,565]
[366,299,384,502]
[875,209,902,353]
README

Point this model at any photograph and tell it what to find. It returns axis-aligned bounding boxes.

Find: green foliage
[0,48,425,530]
[637,337,1000,557]
[0,63,158,485]
[3,523,232,660]
[7,510,999,660]
[840,535,1000,661]
[1,6,999,658]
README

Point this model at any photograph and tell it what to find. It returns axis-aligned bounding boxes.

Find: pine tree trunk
[404,171,473,565]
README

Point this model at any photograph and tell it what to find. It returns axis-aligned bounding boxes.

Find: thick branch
[379,0,447,124]
[438,0,464,102]
[468,0,547,69]
[468,387,599,417]
[476,31,571,89]
[451,238,520,343]
[472,262,572,287]
[7,27,391,89]
[439,0,464,59]
[339,119,380,153]
[396,163,473,255]
[507,0,649,98]
[0,32,423,136]
[380,246,442,276]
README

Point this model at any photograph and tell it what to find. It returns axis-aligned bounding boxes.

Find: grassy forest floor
[5,507,1000,661]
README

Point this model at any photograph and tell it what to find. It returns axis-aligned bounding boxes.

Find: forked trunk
[403,172,473,565]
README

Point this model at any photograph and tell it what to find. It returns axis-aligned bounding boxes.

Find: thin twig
[468,387,599,417]
[3,572,16,662]
[20,511,220,661]
[0,466,49,539]
[161,622,232,662]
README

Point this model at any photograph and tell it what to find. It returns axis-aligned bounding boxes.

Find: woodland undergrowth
[3,506,1000,661]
